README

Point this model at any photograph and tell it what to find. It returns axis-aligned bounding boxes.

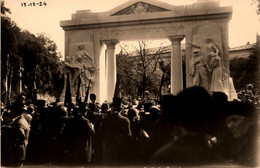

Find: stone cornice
[61,11,232,31]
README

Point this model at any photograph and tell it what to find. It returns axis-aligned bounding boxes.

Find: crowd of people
[1,86,259,167]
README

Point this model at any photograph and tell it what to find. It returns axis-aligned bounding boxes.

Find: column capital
[168,35,185,43]
[104,39,119,49]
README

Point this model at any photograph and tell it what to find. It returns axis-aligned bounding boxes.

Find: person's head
[225,101,257,138]
[144,90,150,98]
[211,92,228,109]
[88,103,96,112]
[15,94,26,107]
[101,102,109,113]
[27,104,35,116]
[128,108,139,121]
[90,94,96,102]
[110,97,122,113]
[2,110,12,125]
[176,86,216,134]
[149,106,160,117]
[160,93,177,117]
[246,84,253,90]
[72,106,82,117]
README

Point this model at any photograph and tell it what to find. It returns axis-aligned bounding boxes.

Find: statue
[205,35,221,57]
[189,48,210,90]
[188,35,226,92]
[208,52,225,92]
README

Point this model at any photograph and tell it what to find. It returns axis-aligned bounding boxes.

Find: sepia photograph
[1,0,260,167]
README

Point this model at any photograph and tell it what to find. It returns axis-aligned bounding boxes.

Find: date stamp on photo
[21,2,47,7]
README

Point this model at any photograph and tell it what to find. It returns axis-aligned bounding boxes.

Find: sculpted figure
[205,35,220,57]
[189,48,209,90]
[70,45,96,83]
[208,52,225,92]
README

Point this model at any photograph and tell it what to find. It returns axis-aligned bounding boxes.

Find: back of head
[212,92,228,108]
[101,102,109,113]
[90,94,96,101]
[225,101,257,120]
[160,93,177,117]
[110,97,122,112]
[72,106,82,117]
[176,86,216,134]
[149,106,160,116]
[128,108,138,120]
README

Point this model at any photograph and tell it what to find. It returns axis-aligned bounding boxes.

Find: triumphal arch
[60,0,232,103]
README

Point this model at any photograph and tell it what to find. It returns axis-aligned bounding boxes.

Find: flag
[32,75,37,104]
[76,74,82,106]
[64,72,72,107]
[84,79,91,103]
[114,74,120,98]
[18,65,24,94]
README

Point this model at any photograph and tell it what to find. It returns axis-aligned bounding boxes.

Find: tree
[252,0,260,15]
[117,40,167,98]
[230,47,259,91]
[1,2,64,103]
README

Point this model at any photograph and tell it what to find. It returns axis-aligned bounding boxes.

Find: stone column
[104,40,118,102]
[169,35,184,95]
[220,21,230,74]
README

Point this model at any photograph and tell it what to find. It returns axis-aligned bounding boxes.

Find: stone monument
[61,0,233,102]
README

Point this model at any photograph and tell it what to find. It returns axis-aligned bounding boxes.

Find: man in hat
[62,106,95,164]
[8,104,31,166]
[100,97,132,165]
[216,101,259,166]
[189,48,209,90]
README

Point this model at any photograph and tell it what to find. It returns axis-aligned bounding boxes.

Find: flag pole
[18,65,24,94]
[84,79,91,103]
[76,73,82,106]
[7,67,13,105]
[64,72,72,107]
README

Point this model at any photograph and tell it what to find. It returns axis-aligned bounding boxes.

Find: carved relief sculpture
[188,35,232,94]
[189,48,209,90]
[65,44,97,95]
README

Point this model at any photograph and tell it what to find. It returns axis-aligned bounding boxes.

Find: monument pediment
[109,0,174,16]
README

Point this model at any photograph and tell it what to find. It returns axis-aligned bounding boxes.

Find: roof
[229,43,256,52]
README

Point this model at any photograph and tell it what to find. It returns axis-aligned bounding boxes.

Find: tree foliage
[230,47,259,91]
[1,2,64,102]
[252,0,260,15]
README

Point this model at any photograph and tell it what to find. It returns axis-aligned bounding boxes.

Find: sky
[4,0,260,58]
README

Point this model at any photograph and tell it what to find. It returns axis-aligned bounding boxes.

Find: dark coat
[62,116,94,164]
[100,112,132,165]
[149,133,225,166]
[9,115,30,163]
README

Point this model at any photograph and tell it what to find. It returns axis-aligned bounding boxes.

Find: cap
[192,48,200,53]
